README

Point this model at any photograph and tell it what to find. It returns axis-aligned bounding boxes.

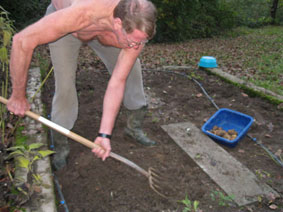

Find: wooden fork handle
[0,96,149,177]
[0,96,97,149]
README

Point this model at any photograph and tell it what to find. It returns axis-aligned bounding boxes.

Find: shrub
[228,0,283,27]
[0,0,50,30]
[151,0,236,42]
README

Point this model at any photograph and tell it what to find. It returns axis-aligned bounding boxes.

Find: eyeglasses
[123,29,148,48]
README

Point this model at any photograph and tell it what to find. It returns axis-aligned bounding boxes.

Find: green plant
[187,72,203,81]
[35,52,50,76]
[210,190,235,206]
[152,117,160,123]
[179,195,200,212]
[255,169,271,179]
[15,126,28,146]
[7,143,54,184]
[151,0,236,42]
[0,6,15,145]
[7,204,27,212]
[1,0,50,30]
[0,6,14,99]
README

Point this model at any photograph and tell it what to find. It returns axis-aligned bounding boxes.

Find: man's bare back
[51,0,122,46]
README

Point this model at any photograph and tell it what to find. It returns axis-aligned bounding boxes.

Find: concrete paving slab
[24,67,57,212]
[162,121,279,206]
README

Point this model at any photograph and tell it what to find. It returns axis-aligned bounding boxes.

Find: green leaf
[28,143,44,151]
[7,145,26,152]
[32,173,42,183]
[32,155,40,163]
[38,150,55,158]
[30,155,41,167]
[7,150,25,159]
[219,191,225,199]
[210,192,216,201]
[0,47,8,63]
[17,156,30,169]
[17,186,28,196]
[180,195,192,208]
[193,200,200,210]
[3,30,11,46]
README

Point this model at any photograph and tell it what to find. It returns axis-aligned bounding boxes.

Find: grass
[240,27,283,96]
[141,26,283,98]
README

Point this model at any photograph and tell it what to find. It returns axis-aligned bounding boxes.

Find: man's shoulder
[53,0,119,9]
[68,0,119,20]
[71,0,119,8]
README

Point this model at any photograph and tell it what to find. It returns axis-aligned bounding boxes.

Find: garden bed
[39,45,283,212]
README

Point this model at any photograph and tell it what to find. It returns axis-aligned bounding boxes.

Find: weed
[15,126,28,146]
[35,52,50,77]
[187,72,203,81]
[0,6,15,145]
[255,169,271,179]
[179,195,200,212]
[210,190,235,207]
[7,143,54,184]
[152,117,160,123]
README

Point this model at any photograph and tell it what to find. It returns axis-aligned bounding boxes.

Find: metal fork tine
[149,180,168,199]
[150,173,163,181]
[147,167,173,199]
[149,168,164,179]
[148,167,157,174]
[149,178,161,189]
[149,168,170,182]
[151,176,167,186]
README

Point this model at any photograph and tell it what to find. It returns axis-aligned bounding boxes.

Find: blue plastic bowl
[198,56,218,68]
[201,108,254,147]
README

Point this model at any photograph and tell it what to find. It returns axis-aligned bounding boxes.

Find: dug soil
[40,45,283,212]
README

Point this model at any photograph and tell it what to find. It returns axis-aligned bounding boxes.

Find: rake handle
[0,96,149,177]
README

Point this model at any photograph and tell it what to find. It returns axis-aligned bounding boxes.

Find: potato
[209,125,238,140]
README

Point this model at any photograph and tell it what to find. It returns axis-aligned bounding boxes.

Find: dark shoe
[125,105,156,146]
[51,130,70,170]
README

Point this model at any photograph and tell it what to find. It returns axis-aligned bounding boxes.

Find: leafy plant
[1,0,50,30]
[151,0,236,42]
[179,195,200,212]
[228,0,283,27]
[0,6,14,97]
[7,143,54,184]
[0,6,15,145]
[255,169,271,179]
[210,190,235,206]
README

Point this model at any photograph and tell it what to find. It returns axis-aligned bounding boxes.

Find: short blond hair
[114,0,157,39]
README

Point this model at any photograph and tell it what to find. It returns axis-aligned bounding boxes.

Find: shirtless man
[7,0,157,170]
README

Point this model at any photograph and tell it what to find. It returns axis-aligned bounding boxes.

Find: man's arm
[7,4,93,116]
[92,46,144,160]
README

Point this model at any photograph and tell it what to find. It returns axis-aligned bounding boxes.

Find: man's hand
[92,137,111,161]
[7,96,30,117]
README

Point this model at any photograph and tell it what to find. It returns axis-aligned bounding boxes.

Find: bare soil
[40,45,283,212]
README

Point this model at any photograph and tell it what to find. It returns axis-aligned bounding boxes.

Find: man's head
[113,0,157,40]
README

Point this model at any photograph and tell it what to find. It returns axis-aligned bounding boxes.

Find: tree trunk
[270,0,279,24]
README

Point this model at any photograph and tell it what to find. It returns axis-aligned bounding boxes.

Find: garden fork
[0,96,167,198]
